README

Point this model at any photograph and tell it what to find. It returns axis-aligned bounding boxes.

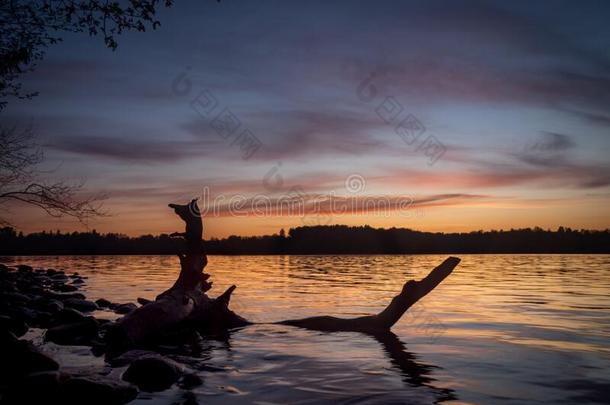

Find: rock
[182,391,199,405]
[107,350,159,367]
[5,306,53,328]
[61,375,138,405]
[45,291,86,301]
[45,318,99,345]
[0,339,59,380]
[21,283,45,295]
[0,291,32,305]
[114,303,137,315]
[30,297,64,314]
[0,280,15,292]
[178,373,203,389]
[0,329,18,345]
[2,371,64,403]
[63,298,98,312]
[0,314,28,337]
[55,307,87,324]
[90,339,107,357]
[51,274,69,282]
[137,297,153,306]
[17,264,33,273]
[95,298,112,308]
[46,299,65,313]
[55,284,78,292]
[71,278,85,285]
[122,355,183,392]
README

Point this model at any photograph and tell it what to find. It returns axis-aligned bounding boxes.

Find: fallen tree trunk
[105,278,248,356]
[104,200,461,356]
[278,256,460,332]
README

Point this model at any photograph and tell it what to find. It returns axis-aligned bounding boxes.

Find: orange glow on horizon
[7,193,610,238]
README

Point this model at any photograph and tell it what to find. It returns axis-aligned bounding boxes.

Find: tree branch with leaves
[0,0,177,109]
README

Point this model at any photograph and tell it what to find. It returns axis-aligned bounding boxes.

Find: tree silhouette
[0,0,176,109]
[1,224,609,255]
[0,126,105,226]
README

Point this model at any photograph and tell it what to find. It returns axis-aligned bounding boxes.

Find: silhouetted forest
[1,225,609,255]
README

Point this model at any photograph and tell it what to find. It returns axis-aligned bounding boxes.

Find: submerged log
[278,256,461,332]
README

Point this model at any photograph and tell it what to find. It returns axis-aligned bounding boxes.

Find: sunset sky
[4,0,610,237]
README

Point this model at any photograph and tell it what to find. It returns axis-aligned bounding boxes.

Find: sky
[4,0,610,237]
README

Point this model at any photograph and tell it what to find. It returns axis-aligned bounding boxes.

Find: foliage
[1,225,609,255]
[0,0,174,109]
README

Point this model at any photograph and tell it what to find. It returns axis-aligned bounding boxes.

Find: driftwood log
[104,200,461,356]
[104,200,247,356]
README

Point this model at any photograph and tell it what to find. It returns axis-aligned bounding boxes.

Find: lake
[3,254,610,404]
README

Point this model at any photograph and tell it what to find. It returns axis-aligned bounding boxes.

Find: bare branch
[0,125,106,225]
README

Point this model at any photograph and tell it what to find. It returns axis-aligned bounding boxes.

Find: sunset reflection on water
[4,254,610,404]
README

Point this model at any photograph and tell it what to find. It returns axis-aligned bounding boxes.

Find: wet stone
[55,307,87,324]
[61,375,138,405]
[122,355,183,392]
[63,298,98,312]
[0,338,59,379]
[178,373,203,389]
[55,284,78,292]
[107,349,159,367]
[114,303,137,315]
[95,298,112,308]
[0,315,28,337]
[45,318,99,345]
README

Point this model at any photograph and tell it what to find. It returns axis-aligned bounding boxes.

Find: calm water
[3,255,610,404]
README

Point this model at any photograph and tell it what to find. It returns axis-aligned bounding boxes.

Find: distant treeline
[1,225,609,255]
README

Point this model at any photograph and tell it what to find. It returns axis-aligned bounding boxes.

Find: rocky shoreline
[0,263,202,405]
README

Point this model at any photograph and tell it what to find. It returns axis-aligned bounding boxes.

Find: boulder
[5,306,53,328]
[30,297,64,314]
[61,375,138,405]
[0,291,31,305]
[178,373,203,389]
[0,339,59,379]
[0,314,28,337]
[55,284,78,292]
[51,273,69,281]
[55,307,87,324]
[182,391,199,405]
[1,371,64,403]
[122,355,183,392]
[44,291,86,301]
[114,303,137,315]
[16,264,33,273]
[107,349,159,367]
[95,298,112,308]
[63,298,98,312]
[45,318,99,345]
[0,329,18,345]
